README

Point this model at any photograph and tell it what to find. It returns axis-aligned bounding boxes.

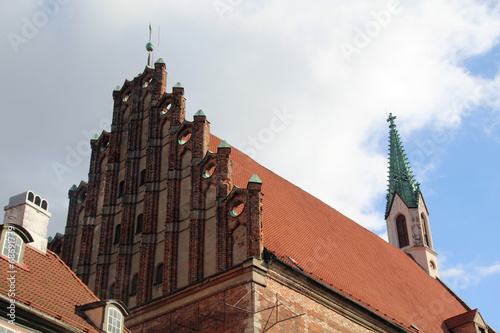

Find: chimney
[3,191,51,253]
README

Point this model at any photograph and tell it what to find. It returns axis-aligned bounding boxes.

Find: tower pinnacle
[385,113,419,218]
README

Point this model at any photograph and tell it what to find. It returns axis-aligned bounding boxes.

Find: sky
[1,0,499,327]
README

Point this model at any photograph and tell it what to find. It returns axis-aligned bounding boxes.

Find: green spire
[385,113,420,218]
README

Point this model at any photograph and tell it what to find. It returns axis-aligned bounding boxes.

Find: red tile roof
[445,309,478,329]
[0,244,101,332]
[210,135,469,332]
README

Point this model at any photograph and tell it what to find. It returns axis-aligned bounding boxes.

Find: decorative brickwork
[61,61,264,313]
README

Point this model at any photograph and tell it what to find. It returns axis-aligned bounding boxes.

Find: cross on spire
[387,113,397,128]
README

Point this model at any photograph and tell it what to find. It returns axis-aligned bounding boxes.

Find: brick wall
[60,61,265,313]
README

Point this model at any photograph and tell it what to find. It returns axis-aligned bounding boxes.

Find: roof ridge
[436,277,472,312]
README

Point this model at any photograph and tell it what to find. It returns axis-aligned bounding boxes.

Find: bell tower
[385,114,439,278]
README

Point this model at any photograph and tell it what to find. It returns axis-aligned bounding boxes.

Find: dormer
[0,223,33,265]
[445,309,494,333]
[76,300,129,333]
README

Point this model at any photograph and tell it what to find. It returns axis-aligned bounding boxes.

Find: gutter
[0,293,91,332]
[264,249,412,333]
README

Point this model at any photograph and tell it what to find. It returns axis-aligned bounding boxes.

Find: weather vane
[146,22,160,67]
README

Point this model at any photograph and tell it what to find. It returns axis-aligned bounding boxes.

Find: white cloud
[440,261,500,290]
[1,0,500,236]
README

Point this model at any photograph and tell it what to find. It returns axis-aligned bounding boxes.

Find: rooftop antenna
[146,22,154,67]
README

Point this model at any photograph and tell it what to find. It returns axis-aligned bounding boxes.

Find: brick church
[55,43,496,332]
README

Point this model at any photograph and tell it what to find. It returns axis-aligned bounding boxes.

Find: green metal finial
[218,140,230,149]
[385,114,420,218]
[249,174,262,184]
[146,22,154,66]
[194,109,205,117]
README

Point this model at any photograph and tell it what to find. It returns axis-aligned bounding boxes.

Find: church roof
[385,113,420,218]
[0,244,102,332]
[209,135,470,332]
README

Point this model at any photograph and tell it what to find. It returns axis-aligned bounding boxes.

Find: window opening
[396,215,409,248]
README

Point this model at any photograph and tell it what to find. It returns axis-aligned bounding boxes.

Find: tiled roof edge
[267,253,413,333]
[47,249,100,302]
[436,277,472,312]
[0,289,98,332]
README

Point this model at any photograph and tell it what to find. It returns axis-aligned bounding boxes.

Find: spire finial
[387,113,397,128]
[146,22,155,67]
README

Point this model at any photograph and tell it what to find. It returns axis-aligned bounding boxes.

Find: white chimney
[3,191,51,253]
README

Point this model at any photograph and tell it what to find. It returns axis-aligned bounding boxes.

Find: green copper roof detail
[194,109,205,116]
[173,82,184,88]
[218,140,230,149]
[114,85,121,91]
[91,134,99,140]
[155,58,165,64]
[69,184,78,192]
[385,113,420,218]
[146,42,154,52]
[249,174,262,184]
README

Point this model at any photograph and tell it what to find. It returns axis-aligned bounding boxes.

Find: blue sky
[0,0,499,328]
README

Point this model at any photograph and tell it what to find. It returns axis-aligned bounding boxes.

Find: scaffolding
[172,283,304,332]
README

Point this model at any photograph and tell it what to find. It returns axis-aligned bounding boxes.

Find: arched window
[114,224,121,244]
[118,181,125,198]
[27,191,34,202]
[34,196,41,206]
[2,232,23,263]
[41,200,48,210]
[139,169,146,186]
[396,215,409,248]
[130,274,138,295]
[421,213,429,246]
[107,306,123,333]
[136,214,143,234]
[154,263,163,285]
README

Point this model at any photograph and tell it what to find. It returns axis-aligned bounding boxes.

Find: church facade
[56,52,496,332]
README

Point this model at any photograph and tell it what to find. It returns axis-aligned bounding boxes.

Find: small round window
[178,132,192,145]
[203,164,216,178]
[142,77,153,88]
[78,192,87,204]
[122,92,131,102]
[100,140,110,152]
[230,201,245,217]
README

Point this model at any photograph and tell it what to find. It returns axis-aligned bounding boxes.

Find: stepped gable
[209,134,467,332]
